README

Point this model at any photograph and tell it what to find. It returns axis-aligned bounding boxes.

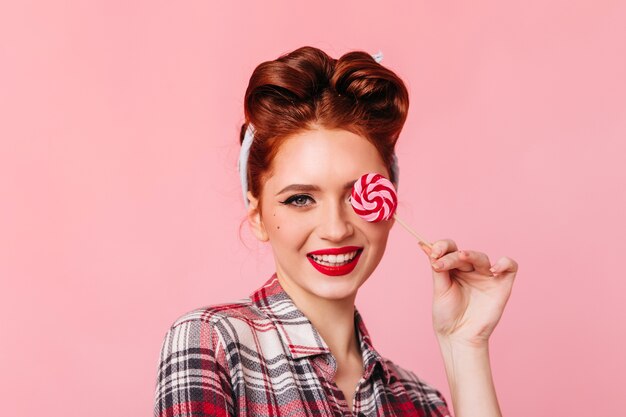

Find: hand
[419,239,518,348]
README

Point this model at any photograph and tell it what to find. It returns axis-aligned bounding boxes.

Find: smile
[306,246,363,276]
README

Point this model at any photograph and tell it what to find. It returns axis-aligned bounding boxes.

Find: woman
[154,46,517,417]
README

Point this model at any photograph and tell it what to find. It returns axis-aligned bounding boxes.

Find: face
[247,128,395,306]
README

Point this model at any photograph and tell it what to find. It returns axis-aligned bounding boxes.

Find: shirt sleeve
[153,317,235,417]
[427,387,452,417]
[406,370,452,417]
[387,359,452,417]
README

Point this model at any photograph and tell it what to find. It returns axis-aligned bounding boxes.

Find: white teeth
[309,250,360,266]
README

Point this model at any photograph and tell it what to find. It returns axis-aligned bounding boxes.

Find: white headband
[238,51,399,208]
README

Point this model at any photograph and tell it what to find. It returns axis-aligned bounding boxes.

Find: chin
[304,271,366,300]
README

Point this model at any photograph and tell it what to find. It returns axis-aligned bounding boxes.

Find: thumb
[431,267,453,296]
[417,241,431,256]
[418,242,453,295]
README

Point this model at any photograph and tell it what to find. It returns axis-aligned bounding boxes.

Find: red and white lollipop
[351,173,397,222]
[351,172,432,249]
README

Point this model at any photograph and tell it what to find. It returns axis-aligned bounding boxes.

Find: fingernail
[489,265,498,273]
[430,250,440,259]
[432,261,443,269]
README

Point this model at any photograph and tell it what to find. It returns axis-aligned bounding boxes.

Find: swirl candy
[351,173,398,222]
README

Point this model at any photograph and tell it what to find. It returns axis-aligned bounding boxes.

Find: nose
[317,199,354,242]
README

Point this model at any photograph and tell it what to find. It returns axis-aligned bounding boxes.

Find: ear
[247,191,269,242]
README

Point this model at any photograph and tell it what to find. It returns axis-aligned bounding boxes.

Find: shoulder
[170,297,262,328]
[382,357,450,411]
[160,297,268,351]
[155,301,254,417]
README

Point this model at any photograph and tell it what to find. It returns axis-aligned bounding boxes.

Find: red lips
[306,246,363,276]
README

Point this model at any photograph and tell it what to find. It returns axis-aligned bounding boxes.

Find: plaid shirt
[154,274,451,417]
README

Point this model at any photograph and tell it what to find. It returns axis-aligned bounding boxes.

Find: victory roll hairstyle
[239,46,409,209]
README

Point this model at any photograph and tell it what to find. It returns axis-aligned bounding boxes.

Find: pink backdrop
[1,1,624,416]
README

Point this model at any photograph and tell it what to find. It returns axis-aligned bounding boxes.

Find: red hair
[240,46,409,208]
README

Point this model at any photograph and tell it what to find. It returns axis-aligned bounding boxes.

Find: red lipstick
[306,246,363,276]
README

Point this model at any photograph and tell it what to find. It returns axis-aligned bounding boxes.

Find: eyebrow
[276,180,356,196]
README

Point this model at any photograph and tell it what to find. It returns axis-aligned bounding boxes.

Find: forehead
[269,129,389,186]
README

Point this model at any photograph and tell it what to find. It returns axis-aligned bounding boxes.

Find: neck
[277,273,361,362]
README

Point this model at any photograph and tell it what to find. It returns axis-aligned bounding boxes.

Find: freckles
[277,226,280,229]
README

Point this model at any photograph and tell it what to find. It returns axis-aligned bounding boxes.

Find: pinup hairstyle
[240,46,409,210]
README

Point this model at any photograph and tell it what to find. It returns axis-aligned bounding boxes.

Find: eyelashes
[279,193,352,208]
[280,194,315,208]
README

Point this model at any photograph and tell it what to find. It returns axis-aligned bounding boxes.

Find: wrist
[436,333,490,351]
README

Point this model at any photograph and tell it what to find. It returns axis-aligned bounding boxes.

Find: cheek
[264,211,312,245]
[362,227,392,261]
[266,212,284,233]
[362,220,392,244]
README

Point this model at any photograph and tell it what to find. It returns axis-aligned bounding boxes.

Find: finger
[431,250,475,272]
[427,239,459,296]
[430,262,453,296]
[459,250,493,275]
[490,256,519,277]
[420,242,454,295]
[429,238,459,260]
[418,241,433,257]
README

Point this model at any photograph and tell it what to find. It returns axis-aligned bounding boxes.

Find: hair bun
[240,46,409,203]
[331,51,409,139]
[244,48,336,141]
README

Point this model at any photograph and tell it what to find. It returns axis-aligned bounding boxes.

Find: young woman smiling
[154,46,518,417]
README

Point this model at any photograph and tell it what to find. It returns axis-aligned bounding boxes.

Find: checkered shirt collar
[250,273,393,383]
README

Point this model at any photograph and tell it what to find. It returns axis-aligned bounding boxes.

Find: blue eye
[281,194,315,208]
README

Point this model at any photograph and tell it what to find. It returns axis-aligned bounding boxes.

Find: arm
[418,239,518,417]
[436,338,501,417]
[154,317,234,417]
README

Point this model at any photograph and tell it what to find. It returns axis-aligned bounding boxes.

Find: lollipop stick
[392,213,433,249]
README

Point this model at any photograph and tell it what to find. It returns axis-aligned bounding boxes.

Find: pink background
[1,1,625,416]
